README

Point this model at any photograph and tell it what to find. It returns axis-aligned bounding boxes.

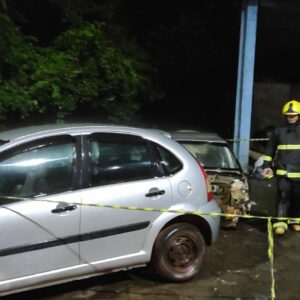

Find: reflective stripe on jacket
[262,122,300,180]
[276,169,300,178]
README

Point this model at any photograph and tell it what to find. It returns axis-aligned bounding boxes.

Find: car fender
[141,201,220,260]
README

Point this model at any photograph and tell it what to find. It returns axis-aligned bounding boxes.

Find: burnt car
[170,130,253,228]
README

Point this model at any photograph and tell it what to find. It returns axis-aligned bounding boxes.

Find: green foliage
[0,14,39,119]
[0,12,149,122]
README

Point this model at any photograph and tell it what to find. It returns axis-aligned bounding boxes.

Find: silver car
[170,130,252,228]
[0,124,220,296]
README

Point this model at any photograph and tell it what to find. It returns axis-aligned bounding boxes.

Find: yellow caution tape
[227,137,269,142]
[267,218,275,300]
[3,194,299,223]
[2,194,299,300]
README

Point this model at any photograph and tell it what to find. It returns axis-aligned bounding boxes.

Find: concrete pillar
[233,0,258,172]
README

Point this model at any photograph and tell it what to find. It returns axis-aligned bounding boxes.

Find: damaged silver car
[0,124,221,296]
[170,130,253,228]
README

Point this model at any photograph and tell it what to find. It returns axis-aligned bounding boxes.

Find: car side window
[87,134,154,186]
[0,137,76,198]
[155,144,182,175]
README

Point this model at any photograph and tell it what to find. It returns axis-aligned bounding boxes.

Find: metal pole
[233,0,258,172]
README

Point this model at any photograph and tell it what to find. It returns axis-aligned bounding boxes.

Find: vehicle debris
[209,176,256,228]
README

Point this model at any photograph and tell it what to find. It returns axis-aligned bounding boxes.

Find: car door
[80,133,173,264]
[0,135,81,282]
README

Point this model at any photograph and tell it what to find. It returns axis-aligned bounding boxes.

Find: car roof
[0,123,170,144]
[169,130,227,144]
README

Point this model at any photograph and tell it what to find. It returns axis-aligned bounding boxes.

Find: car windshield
[180,141,240,169]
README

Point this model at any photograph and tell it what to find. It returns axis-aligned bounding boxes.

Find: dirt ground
[4,178,300,300]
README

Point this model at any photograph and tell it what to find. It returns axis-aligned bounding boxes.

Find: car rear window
[180,142,240,169]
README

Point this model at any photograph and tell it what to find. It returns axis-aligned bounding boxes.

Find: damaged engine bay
[208,172,255,228]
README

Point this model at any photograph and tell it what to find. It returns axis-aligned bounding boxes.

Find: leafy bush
[0,13,149,122]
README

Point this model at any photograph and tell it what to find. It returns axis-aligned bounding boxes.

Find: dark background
[127,0,241,136]
[4,0,300,138]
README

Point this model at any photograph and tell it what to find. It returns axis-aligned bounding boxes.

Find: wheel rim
[167,236,197,270]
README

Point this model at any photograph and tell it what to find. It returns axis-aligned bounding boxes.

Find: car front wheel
[151,223,206,282]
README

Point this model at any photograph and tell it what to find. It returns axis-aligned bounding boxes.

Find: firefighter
[262,100,300,235]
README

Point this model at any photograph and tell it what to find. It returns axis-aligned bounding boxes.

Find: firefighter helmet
[282,100,300,115]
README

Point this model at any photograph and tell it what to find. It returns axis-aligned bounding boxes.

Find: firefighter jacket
[262,121,300,180]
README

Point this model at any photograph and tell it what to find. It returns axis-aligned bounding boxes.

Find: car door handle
[51,205,77,214]
[145,189,165,197]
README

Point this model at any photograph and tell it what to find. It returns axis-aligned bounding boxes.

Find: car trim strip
[0,221,150,257]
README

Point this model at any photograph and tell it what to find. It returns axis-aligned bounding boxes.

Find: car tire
[151,223,206,282]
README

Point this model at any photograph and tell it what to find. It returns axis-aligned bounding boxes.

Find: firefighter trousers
[276,177,300,221]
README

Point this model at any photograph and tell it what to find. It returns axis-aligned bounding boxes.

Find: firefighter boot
[293,224,300,232]
[273,222,288,236]
[275,227,286,235]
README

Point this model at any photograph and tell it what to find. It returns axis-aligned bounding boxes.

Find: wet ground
[4,178,300,300]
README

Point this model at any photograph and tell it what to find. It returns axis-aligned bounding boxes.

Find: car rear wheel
[151,223,206,282]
